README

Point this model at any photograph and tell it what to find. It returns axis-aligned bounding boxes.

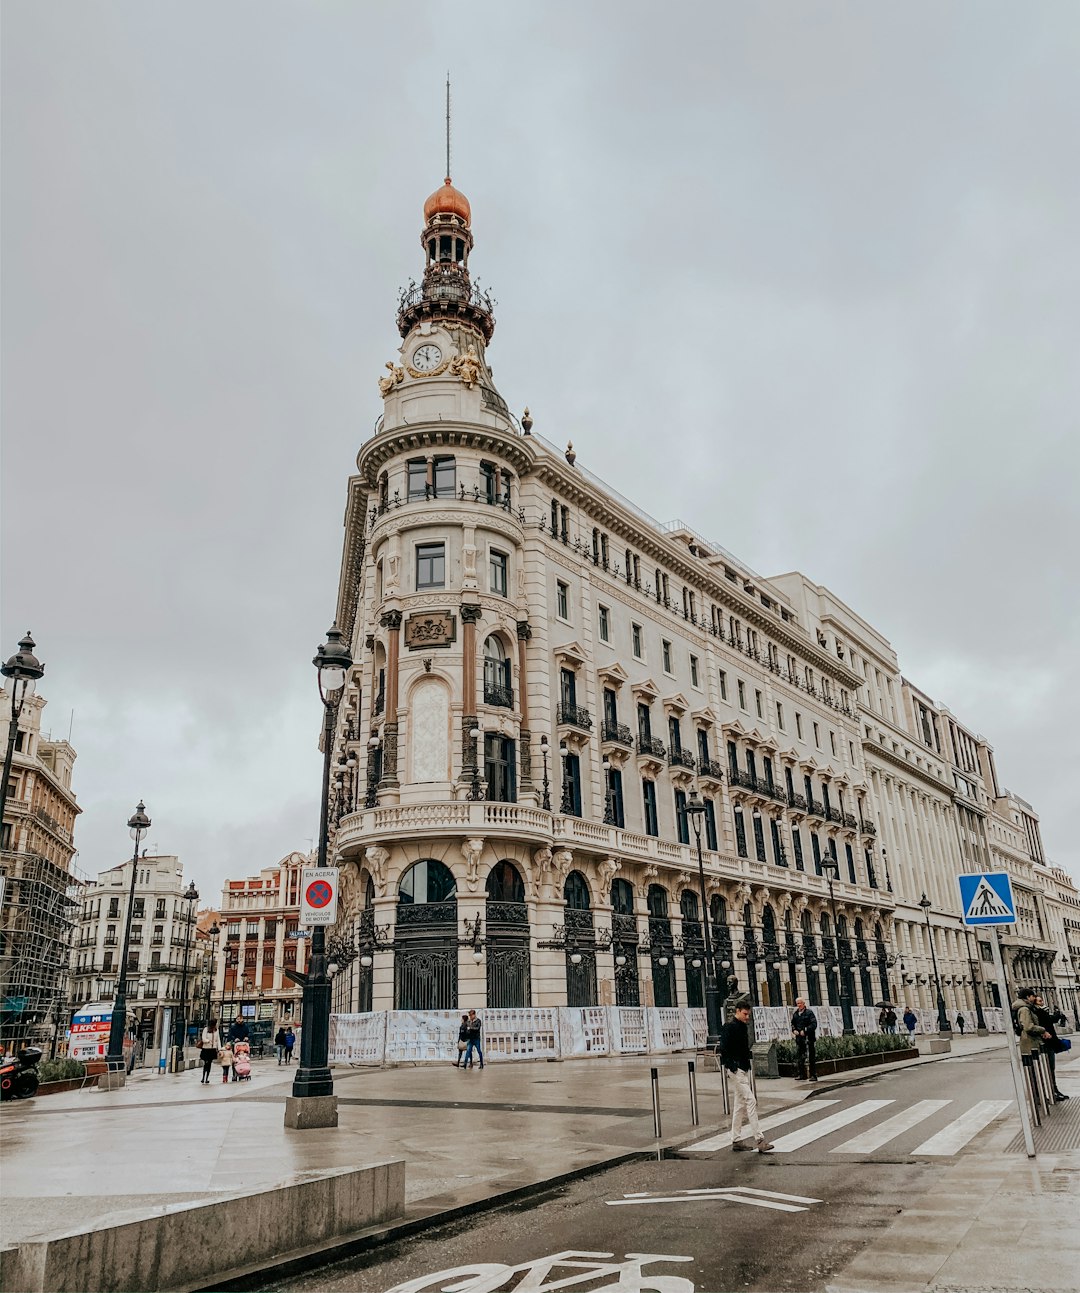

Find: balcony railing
[787,791,807,811]
[483,682,514,709]
[825,806,843,824]
[698,759,726,781]
[669,749,697,772]
[601,722,634,748]
[860,818,877,836]
[842,812,858,830]
[637,735,667,760]
[806,798,825,817]
[729,768,754,792]
[556,704,593,731]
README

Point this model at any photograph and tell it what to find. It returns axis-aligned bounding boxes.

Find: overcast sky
[3,2,1078,901]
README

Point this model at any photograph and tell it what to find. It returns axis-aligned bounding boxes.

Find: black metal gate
[487,944,532,1007]
[394,900,457,1010]
[565,949,598,1007]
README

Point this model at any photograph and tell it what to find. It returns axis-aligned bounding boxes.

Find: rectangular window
[607,767,625,828]
[771,817,786,866]
[662,640,673,674]
[718,669,727,701]
[559,668,577,710]
[737,680,747,711]
[642,780,659,837]
[812,721,821,748]
[632,623,643,659]
[697,728,710,766]
[556,580,569,619]
[598,605,611,643]
[480,460,497,504]
[845,842,856,884]
[132,898,145,919]
[674,789,689,845]
[246,921,260,938]
[830,730,837,756]
[755,689,764,719]
[795,712,803,739]
[690,655,699,688]
[704,799,718,851]
[849,740,856,763]
[734,808,748,858]
[484,734,517,803]
[668,715,682,753]
[489,550,508,597]
[433,456,456,497]
[603,687,618,729]
[727,740,739,779]
[776,702,784,731]
[415,542,446,589]
[108,897,120,920]
[791,826,804,871]
[811,832,822,875]
[752,811,766,861]
[407,459,428,499]
[637,702,652,744]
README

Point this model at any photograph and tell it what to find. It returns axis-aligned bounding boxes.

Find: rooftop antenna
[445,72,452,182]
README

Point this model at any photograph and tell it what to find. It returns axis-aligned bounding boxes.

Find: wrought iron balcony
[611,912,638,942]
[556,703,593,731]
[766,782,787,804]
[373,693,385,716]
[698,759,726,781]
[601,722,634,748]
[825,806,843,824]
[729,768,755,792]
[842,812,858,830]
[860,818,877,836]
[806,798,825,817]
[637,735,667,760]
[787,791,807,811]
[669,748,697,772]
[483,682,514,709]
[486,900,529,927]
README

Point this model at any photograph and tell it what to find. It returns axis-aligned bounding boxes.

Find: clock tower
[378,173,509,429]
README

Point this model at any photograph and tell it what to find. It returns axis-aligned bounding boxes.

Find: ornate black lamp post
[468,725,485,800]
[919,893,951,1033]
[685,790,722,1045]
[1,632,45,826]
[559,741,573,814]
[204,921,220,1025]
[539,735,552,811]
[819,853,855,1035]
[290,622,352,1111]
[171,880,199,1071]
[105,800,152,1079]
[602,758,615,825]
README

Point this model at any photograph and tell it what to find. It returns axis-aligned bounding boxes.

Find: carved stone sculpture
[378,361,404,396]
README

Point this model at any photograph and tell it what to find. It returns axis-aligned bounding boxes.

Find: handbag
[457,1040,467,1053]
[1056,1037,1071,1053]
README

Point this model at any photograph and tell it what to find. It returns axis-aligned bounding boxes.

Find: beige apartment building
[309,173,1071,1026]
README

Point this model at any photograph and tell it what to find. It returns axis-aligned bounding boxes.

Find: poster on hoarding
[69,1003,114,1061]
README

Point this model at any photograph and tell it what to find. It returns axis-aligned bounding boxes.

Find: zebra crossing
[685,1096,1013,1158]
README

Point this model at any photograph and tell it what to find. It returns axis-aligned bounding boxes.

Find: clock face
[412,344,443,372]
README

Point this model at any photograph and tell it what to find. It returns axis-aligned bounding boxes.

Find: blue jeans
[464,1038,483,1068]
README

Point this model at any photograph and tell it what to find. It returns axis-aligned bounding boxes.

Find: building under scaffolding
[1,683,81,1051]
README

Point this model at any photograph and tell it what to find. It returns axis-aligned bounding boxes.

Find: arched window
[483,636,511,703]
[563,871,591,910]
[398,859,457,905]
[819,911,832,936]
[680,890,700,921]
[711,894,728,925]
[801,908,813,934]
[647,885,669,918]
[611,878,635,915]
[486,860,525,903]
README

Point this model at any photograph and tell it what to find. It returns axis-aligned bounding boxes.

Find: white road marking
[830,1099,952,1153]
[910,1099,1011,1155]
[769,1100,894,1152]
[607,1186,822,1213]
[683,1100,840,1152]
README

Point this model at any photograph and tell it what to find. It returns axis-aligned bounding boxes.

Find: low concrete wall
[1,1159,404,1293]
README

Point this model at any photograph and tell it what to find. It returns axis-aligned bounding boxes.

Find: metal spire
[445,73,452,182]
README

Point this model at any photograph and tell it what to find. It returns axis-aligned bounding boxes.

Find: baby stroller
[232,1041,252,1081]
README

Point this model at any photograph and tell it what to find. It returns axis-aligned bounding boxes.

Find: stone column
[460,603,483,778]
[378,611,403,791]
[516,620,533,793]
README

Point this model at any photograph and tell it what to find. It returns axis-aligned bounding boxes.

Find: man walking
[955,1012,966,1036]
[463,1009,484,1070]
[718,998,773,1152]
[903,1008,918,1045]
[791,997,818,1082]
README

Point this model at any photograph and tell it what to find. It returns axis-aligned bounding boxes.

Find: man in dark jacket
[718,998,773,1152]
[463,1009,484,1070]
[1032,994,1068,1102]
[227,1016,250,1045]
[791,998,818,1081]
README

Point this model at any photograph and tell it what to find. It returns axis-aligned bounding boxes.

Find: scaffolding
[0,848,82,1050]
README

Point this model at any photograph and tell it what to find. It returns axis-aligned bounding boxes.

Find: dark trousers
[464,1038,484,1068]
[796,1034,816,1078]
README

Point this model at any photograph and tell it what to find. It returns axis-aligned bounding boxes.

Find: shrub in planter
[38,1058,86,1084]
[775,1032,910,1066]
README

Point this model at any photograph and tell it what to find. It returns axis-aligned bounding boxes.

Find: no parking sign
[300,867,339,926]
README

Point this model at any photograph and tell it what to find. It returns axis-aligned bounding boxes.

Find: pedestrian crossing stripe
[686,1098,1014,1157]
[607,1186,823,1213]
[958,871,1016,925]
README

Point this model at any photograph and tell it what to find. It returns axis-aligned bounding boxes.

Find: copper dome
[423,178,471,224]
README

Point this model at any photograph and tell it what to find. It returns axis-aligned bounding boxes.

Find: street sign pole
[989,932,1035,1158]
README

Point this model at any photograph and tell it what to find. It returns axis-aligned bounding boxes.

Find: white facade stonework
[317,177,1073,1029]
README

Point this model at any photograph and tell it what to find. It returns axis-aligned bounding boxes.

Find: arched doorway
[357,875,376,1013]
[743,902,759,1005]
[854,918,872,1005]
[395,859,458,1010]
[563,871,598,1006]
[680,890,704,1009]
[648,885,677,1008]
[611,878,640,1007]
[874,922,890,1004]
[820,912,839,1006]
[485,860,531,1008]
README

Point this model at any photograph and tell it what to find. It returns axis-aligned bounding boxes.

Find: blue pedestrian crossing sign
[958,871,1016,926]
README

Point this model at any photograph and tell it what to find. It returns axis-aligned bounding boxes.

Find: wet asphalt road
[258,1051,1015,1293]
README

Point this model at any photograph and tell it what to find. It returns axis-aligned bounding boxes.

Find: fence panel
[384,1009,461,1062]
[687,1007,708,1047]
[609,1006,648,1053]
[329,1011,388,1064]
[559,1006,610,1057]
[484,1007,560,1060]
[649,1007,686,1052]
[982,1007,1005,1033]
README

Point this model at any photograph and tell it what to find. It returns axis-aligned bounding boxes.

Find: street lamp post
[919,894,951,1033]
[289,622,352,1120]
[539,735,552,811]
[468,726,485,800]
[204,922,220,1025]
[685,790,722,1045]
[171,881,199,1072]
[559,741,573,814]
[1,633,45,827]
[819,853,855,1035]
[104,801,151,1081]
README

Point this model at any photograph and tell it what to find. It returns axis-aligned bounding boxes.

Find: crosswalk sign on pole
[958,872,1016,926]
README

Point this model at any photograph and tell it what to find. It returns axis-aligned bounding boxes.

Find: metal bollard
[1025,1057,1043,1125]
[721,1062,730,1116]
[688,1060,699,1126]
[650,1066,662,1138]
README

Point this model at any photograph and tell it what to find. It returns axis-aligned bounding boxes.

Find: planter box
[36,1076,99,1097]
[778,1047,918,1077]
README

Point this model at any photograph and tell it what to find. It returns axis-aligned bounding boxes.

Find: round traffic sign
[305,879,334,909]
